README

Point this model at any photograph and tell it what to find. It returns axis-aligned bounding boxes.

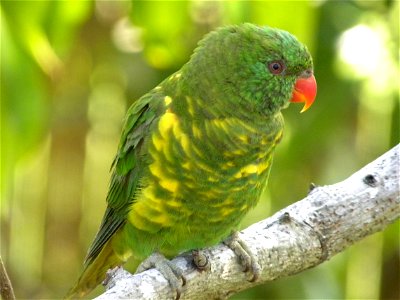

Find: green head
[181,23,316,115]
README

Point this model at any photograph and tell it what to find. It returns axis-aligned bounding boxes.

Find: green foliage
[1,1,398,299]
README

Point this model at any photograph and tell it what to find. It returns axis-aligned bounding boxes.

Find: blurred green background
[1,0,399,299]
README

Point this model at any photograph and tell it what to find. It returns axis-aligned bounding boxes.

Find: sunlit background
[1,1,399,299]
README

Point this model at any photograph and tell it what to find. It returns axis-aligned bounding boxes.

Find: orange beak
[290,74,317,113]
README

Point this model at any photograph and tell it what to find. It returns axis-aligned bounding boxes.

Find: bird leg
[223,231,261,282]
[136,252,186,300]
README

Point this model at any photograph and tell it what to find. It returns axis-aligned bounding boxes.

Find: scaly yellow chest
[127,94,282,250]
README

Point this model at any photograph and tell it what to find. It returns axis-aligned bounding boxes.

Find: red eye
[268,61,285,75]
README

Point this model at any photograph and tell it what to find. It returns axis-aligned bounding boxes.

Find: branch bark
[96,144,400,300]
[0,256,16,300]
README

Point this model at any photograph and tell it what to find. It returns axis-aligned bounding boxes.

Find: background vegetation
[1,1,398,299]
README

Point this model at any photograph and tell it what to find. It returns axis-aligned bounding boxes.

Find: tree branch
[0,256,16,300]
[96,144,400,300]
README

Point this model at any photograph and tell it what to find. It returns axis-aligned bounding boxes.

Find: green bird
[67,23,317,298]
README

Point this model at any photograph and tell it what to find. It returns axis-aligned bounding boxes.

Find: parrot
[67,23,317,298]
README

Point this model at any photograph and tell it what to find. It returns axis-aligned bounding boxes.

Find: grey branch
[95,144,400,300]
[0,256,16,300]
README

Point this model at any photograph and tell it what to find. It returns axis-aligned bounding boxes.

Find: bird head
[183,24,317,115]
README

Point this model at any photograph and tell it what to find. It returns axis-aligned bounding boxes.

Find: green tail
[66,239,123,299]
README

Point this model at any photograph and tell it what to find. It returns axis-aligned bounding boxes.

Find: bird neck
[176,68,279,126]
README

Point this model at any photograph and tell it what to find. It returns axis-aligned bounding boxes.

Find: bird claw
[102,266,121,287]
[224,231,261,282]
[192,249,210,272]
[136,252,186,300]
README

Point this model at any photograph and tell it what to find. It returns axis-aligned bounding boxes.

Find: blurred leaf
[1,9,49,188]
[129,0,194,69]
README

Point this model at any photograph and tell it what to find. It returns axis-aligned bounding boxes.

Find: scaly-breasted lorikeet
[67,23,317,298]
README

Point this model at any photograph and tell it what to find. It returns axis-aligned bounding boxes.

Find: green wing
[84,91,161,266]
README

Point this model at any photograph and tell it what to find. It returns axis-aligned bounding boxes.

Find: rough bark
[96,144,400,300]
[0,256,16,300]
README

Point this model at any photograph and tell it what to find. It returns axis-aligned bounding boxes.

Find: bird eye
[268,61,285,75]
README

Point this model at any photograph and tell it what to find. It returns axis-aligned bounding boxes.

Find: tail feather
[66,240,123,299]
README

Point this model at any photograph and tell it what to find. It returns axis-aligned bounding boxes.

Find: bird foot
[192,249,211,271]
[136,252,186,300]
[223,231,261,282]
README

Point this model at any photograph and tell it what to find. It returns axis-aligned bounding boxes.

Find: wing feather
[84,91,161,265]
